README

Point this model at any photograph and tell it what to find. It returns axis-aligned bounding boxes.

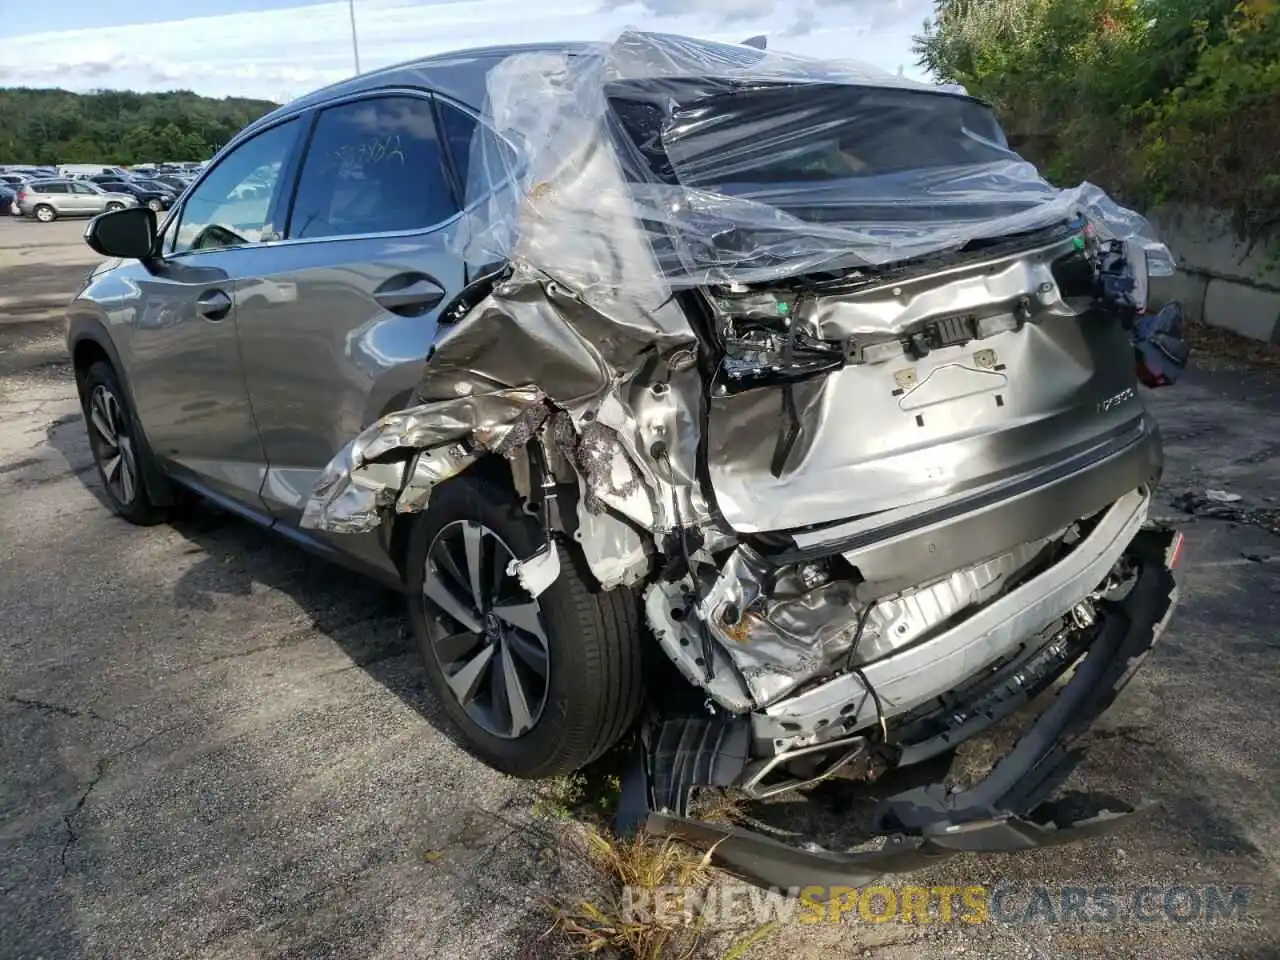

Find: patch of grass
[552,827,718,959]
[533,773,590,820]
[529,738,640,825]
[718,922,778,960]
[532,764,625,823]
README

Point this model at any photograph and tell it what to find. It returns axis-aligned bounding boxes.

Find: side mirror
[84,206,157,260]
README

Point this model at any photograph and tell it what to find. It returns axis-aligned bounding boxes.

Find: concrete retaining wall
[1147,204,1280,343]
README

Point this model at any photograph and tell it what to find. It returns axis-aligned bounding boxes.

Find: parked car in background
[15,179,138,221]
[129,177,182,198]
[0,175,31,203]
[57,163,133,180]
[88,179,173,212]
[151,174,193,193]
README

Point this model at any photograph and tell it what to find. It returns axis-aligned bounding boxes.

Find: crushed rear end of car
[298,32,1189,888]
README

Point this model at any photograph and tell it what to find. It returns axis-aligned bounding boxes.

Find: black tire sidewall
[406,476,627,778]
[34,204,54,222]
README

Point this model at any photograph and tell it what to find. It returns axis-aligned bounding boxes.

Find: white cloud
[4,0,934,101]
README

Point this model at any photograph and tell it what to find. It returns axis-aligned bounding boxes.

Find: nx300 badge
[1098,386,1137,413]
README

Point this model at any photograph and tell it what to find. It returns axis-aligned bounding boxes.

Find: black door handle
[195,288,233,322]
[373,273,445,317]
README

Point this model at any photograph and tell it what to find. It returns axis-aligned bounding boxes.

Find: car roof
[245,41,591,137]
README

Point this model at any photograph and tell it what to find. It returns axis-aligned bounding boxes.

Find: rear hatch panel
[702,231,1150,534]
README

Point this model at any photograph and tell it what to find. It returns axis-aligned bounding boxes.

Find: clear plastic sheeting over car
[453,30,1169,295]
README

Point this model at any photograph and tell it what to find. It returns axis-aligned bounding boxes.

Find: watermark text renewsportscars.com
[621,883,1252,928]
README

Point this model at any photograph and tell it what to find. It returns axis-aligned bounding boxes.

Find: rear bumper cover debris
[637,528,1180,892]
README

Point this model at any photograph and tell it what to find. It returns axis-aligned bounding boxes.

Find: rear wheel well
[388,452,518,580]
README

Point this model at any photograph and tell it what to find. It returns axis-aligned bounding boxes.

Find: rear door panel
[238,235,462,517]
[235,92,468,579]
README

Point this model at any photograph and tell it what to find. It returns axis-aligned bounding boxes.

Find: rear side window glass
[39,183,68,194]
[436,99,517,205]
[173,118,299,255]
[288,95,458,240]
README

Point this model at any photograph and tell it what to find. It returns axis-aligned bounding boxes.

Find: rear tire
[406,473,645,778]
[34,203,55,222]
[147,199,163,212]
[80,361,168,526]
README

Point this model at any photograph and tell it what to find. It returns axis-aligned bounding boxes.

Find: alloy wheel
[87,384,138,506]
[422,521,550,739]
[35,205,53,222]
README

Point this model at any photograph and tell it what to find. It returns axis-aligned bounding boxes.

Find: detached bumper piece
[637,529,1180,893]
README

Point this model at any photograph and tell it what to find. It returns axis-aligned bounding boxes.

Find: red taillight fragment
[1167,532,1185,569]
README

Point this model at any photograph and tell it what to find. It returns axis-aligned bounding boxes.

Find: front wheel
[147,199,163,212]
[105,202,124,212]
[80,361,168,525]
[406,474,645,778]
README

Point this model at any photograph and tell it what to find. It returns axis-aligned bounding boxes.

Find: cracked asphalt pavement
[1,216,1278,959]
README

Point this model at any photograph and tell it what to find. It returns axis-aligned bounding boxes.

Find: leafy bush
[915,0,1280,234]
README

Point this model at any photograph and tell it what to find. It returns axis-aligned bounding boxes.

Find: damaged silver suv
[69,32,1189,889]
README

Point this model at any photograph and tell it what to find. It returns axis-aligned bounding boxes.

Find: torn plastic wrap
[453,30,1170,295]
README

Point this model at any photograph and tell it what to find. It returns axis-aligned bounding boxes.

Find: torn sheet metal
[656,533,1060,712]
[300,387,544,534]
[300,260,706,538]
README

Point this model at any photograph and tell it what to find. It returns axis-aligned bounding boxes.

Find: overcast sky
[3,0,935,101]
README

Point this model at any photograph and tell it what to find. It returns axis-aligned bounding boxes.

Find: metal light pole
[348,0,361,74]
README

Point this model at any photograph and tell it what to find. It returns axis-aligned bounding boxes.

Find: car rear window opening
[607,80,1051,225]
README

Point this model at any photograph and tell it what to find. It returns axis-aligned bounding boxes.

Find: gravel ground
[0,215,1277,959]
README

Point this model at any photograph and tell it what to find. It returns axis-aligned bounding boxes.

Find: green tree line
[915,0,1280,233]
[0,88,278,165]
